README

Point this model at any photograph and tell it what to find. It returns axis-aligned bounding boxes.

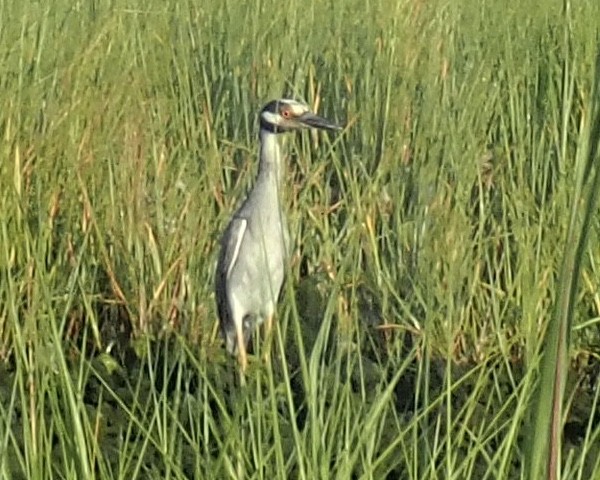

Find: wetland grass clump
[1,0,600,478]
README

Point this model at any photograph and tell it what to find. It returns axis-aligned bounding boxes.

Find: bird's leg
[236,323,248,373]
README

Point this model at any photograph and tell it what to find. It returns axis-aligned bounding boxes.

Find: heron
[215,98,342,371]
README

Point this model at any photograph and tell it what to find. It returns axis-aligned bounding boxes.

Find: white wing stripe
[226,219,247,279]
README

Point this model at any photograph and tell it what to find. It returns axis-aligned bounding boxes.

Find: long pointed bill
[297,112,343,131]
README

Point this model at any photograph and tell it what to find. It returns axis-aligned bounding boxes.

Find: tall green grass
[1,0,600,478]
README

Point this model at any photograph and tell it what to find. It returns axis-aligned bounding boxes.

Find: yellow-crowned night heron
[215,98,342,371]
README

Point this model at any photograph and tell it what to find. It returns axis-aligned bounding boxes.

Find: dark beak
[298,112,343,131]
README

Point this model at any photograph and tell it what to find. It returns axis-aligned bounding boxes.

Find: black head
[259,99,342,134]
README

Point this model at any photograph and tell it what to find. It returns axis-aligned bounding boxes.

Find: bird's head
[259,99,342,134]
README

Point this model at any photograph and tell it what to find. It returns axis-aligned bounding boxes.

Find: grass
[1,0,600,478]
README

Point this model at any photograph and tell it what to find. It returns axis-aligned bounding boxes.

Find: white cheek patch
[262,111,282,126]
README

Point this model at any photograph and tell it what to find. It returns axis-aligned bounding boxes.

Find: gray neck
[257,128,286,187]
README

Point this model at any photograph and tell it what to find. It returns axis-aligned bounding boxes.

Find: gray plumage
[215,98,341,371]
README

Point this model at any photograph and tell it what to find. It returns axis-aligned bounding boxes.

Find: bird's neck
[257,129,286,188]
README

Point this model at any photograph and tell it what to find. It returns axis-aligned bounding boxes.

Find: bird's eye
[281,108,291,119]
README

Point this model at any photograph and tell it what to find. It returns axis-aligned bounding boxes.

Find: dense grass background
[1,0,600,478]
